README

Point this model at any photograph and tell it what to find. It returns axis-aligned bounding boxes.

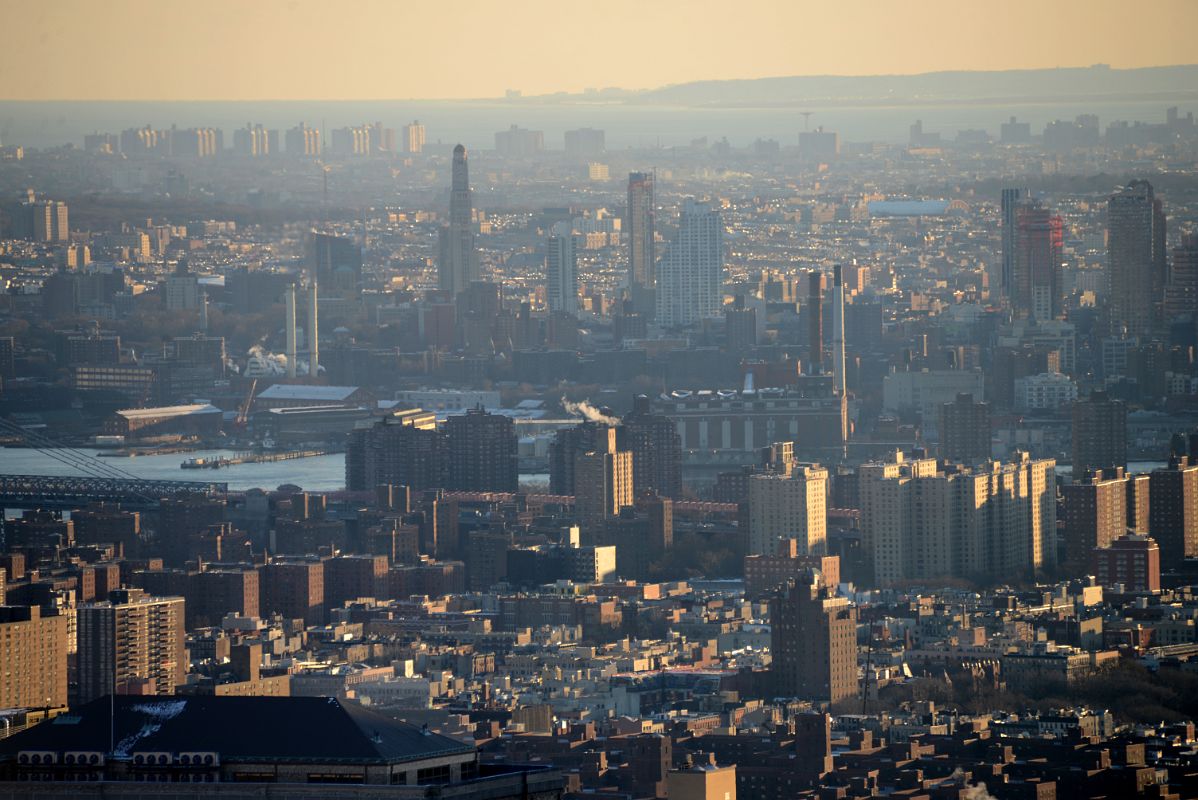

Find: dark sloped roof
[0,696,473,765]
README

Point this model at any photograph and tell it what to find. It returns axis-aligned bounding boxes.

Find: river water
[0,448,552,493]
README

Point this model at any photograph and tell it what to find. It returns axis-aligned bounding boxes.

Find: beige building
[860,450,1055,586]
[76,589,186,704]
[573,429,633,538]
[669,762,737,800]
[746,464,828,556]
[0,606,69,709]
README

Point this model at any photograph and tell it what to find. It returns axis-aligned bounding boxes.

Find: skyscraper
[656,198,723,327]
[545,222,578,314]
[1014,200,1064,321]
[438,144,478,296]
[76,589,186,705]
[1000,187,1027,300]
[403,120,426,154]
[770,571,858,703]
[1072,391,1127,479]
[1108,180,1167,337]
[627,172,656,310]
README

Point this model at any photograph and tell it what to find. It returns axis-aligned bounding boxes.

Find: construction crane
[235,378,257,429]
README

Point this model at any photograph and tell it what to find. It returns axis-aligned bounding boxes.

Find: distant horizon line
[3,62,1197,105]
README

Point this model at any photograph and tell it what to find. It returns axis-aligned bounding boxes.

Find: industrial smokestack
[832,264,848,452]
[285,283,297,379]
[308,281,319,378]
[808,271,823,374]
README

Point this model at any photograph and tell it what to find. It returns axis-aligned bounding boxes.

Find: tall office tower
[859,451,1055,587]
[307,231,362,297]
[1165,233,1198,322]
[0,606,68,709]
[656,199,723,327]
[618,395,683,498]
[1062,470,1131,575]
[770,570,858,703]
[76,588,186,705]
[627,172,656,301]
[1014,200,1064,320]
[1000,187,1027,300]
[260,560,325,626]
[939,392,991,463]
[1072,391,1127,478]
[445,408,518,492]
[550,420,614,495]
[573,428,634,535]
[1108,180,1167,337]
[807,271,824,373]
[545,222,578,314]
[402,120,426,154]
[438,145,479,296]
[1148,456,1198,565]
[345,410,443,491]
[725,294,757,351]
[285,122,321,156]
[746,464,829,556]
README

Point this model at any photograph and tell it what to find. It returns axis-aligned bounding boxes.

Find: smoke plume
[562,400,620,426]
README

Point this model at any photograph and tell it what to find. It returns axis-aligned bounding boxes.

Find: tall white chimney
[308,281,319,378]
[285,283,297,379]
[832,263,848,448]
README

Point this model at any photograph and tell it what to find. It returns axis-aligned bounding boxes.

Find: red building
[1095,534,1160,593]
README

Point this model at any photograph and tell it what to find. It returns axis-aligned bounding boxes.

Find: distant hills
[528,65,1198,107]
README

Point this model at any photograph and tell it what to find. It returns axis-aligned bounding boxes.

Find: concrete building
[746,464,828,557]
[657,199,723,327]
[545,222,577,314]
[939,392,991,464]
[1095,534,1160,593]
[1108,179,1167,337]
[1148,456,1198,565]
[1062,469,1132,576]
[668,762,736,800]
[882,369,985,435]
[859,450,1056,586]
[770,571,857,703]
[574,429,634,537]
[76,588,186,705]
[1072,391,1127,479]
[0,605,68,710]
[445,408,518,493]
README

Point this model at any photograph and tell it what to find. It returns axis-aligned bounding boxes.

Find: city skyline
[2,0,1197,101]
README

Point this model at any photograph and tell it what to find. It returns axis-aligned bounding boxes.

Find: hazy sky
[4,0,1196,101]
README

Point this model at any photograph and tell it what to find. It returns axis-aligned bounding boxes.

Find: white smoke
[562,400,620,426]
[947,769,998,800]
